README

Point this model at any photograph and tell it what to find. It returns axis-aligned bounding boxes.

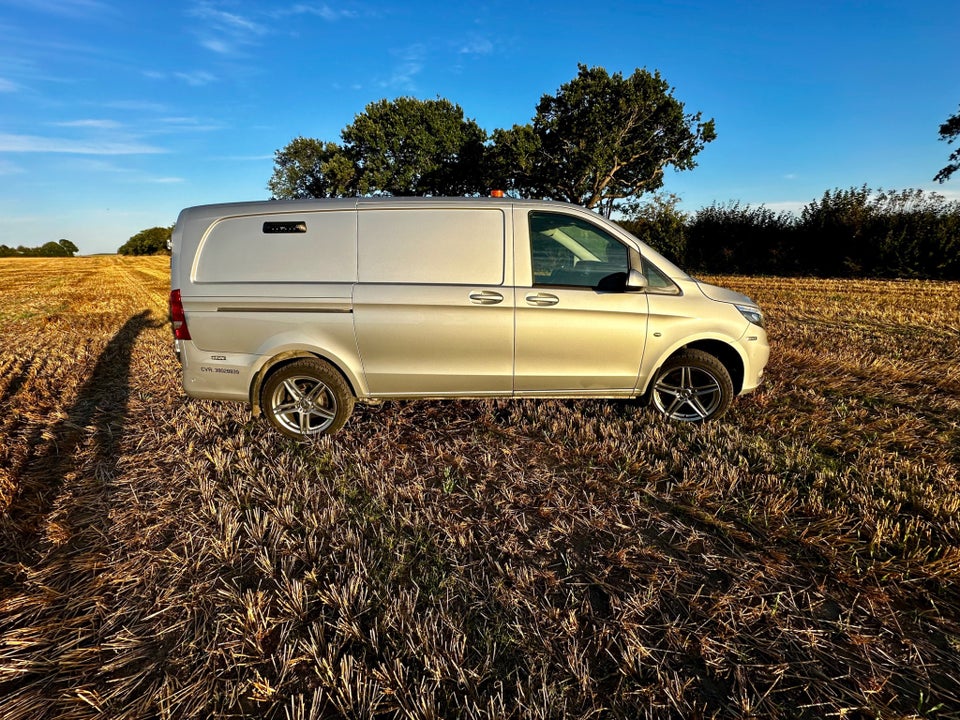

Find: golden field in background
[0,256,957,718]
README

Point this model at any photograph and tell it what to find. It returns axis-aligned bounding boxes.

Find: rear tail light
[169,289,191,340]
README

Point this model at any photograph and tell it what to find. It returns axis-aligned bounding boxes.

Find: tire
[650,349,733,422]
[261,358,354,438]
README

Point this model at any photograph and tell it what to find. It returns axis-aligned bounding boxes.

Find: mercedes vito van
[169,197,768,438]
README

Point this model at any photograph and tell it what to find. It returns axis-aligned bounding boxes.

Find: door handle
[525,292,559,307]
[469,290,504,305]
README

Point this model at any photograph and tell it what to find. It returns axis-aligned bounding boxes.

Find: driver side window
[529,212,629,289]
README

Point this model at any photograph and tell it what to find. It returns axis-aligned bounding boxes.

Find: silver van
[169,197,769,438]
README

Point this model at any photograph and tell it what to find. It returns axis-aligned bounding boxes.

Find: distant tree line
[118,226,172,255]
[0,239,78,257]
[619,186,960,280]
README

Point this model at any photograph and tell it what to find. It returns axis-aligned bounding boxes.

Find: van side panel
[353,207,514,395]
[193,210,356,284]
[357,208,504,285]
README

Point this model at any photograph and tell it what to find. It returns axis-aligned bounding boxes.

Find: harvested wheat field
[0,255,957,719]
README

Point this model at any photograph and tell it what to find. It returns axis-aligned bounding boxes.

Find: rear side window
[529,212,629,289]
[358,209,505,285]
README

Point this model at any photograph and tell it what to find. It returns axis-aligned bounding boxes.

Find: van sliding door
[353,207,514,396]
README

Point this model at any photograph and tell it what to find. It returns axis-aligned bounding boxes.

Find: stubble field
[0,255,957,719]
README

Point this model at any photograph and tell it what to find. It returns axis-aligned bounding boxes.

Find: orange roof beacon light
[489,189,505,198]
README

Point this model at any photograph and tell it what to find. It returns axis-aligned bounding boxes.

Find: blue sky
[1,0,957,254]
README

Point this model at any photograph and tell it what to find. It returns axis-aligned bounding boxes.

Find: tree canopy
[268,138,351,199]
[268,98,487,199]
[343,98,487,196]
[118,226,172,256]
[269,65,714,213]
[934,104,960,183]
[529,65,715,215]
[58,238,79,255]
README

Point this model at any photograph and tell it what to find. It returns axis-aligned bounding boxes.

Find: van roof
[177,195,593,219]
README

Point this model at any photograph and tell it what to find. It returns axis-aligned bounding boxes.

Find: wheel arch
[684,339,745,395]
[249,350,359,418]
[641,337,746,399]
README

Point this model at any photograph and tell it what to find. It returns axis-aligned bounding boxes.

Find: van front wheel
[650,350,733,422]
[262,359,354,438]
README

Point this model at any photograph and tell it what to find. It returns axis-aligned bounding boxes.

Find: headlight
[736,304,764,328]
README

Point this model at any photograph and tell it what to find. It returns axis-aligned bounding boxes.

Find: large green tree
[527,65,715,215]
[934,105,960,183]
[118,226,172,255]
[268,98,487,199]
[343,97,487,196]
[268,138,354,199]
[58,238,79,255]
[38,241,70,257]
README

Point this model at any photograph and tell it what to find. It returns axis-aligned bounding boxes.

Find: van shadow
[0,309,160,569]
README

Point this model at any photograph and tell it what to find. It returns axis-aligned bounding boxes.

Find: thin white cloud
[0,133,166,155]
[189,1,267,55]
[282,4,356,21]
[217,154,274,161]
[381,44,425,90]
[142,69,218,86]
[154,116,224,132]
[201,38,232,54]
[192,4,264,34]
[174,70,218,86]
[159,116,206,125]
[185,2,361,57]
[0,159,24,175]
[0,77,18,92]
[57,158,186,184]
[2,0,111,18]
[69,158,134,173]
[51,119,123,129]
[106,100,170,113]
[458,37,493,55]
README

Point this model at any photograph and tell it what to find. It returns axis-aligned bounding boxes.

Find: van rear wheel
[262,359,354,438]
[650,349,733,422]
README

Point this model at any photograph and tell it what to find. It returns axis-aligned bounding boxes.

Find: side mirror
[626,268,648,291]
